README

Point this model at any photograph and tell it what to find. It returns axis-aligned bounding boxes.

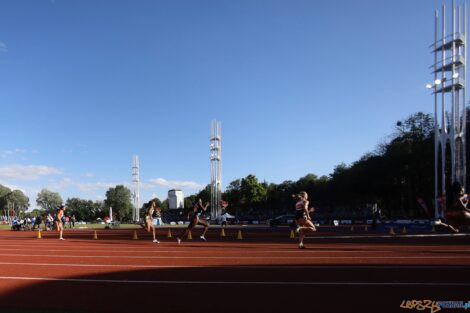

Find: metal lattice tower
[210,120,222,220]
[132,155,140,222]
[430,0,467,218]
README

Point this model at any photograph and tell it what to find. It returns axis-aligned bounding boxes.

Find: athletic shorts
[295,210,306,220]
[152,218,163,226]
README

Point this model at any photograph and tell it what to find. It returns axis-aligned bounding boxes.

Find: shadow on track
[0,264,469,313]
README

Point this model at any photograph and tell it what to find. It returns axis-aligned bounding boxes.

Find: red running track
[0,228,469,313]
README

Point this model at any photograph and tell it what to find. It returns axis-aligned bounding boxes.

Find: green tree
[196,185,211,204]
[0,186,29,216]
[184,195,197,210]
[240,175,267,213]
[66,198,104,221]
[0,185,12,210]
[7,190,29,212]
[222,179,242,214]
[36,189,63,213]
[104,185,133,221]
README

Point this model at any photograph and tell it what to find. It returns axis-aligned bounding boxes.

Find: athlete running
[177,199,209,244]
[293,192,316,249]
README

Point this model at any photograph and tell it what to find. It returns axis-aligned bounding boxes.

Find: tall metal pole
[132,155,140,222]
[464,1,468,190]
[210,120,222,220]
[431,1,467,218]
[434,9,439,219]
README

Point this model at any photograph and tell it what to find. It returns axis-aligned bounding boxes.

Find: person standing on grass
[177,199,209,244]
[293,192,316,249]
[56,205,66,240]
[71,215,76,228]
[146,200,160,243]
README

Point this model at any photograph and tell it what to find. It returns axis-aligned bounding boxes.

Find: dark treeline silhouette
[191,110,469,221]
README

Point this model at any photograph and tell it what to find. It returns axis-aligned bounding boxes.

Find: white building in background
[168,189,184,209]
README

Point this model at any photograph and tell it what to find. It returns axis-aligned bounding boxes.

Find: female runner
[56,205,66,240]
[146,200,160,243]
[177,199,209,244]
[293,192,316,249]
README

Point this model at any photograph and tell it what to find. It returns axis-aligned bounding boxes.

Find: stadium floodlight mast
[132,155,140,222]
[210,120,222,220]
[426,0,467,220]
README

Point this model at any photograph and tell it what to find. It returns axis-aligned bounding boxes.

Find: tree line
[1,110,468,221]
[193,110,469,220]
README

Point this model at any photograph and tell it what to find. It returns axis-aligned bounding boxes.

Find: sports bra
[295,200,304,210]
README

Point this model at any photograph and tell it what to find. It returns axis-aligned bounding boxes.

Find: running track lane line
[0,261,469,269]
[0,276,469,286]
[0,248,396,254]
[0,253,469,259]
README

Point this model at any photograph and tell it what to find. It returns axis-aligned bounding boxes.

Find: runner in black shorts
[293,192,316,249]
[177,199,209,244]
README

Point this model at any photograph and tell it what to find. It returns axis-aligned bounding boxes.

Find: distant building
[168,189,184,209]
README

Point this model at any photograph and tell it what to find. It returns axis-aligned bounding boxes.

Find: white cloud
[48,178,127,192]
[77,181,122,192]
[0,183,27,194]
[0,149,27,159]
[83,172,94,178]
[147,178,204,190]
[0,165,62,181]
[0,41,7,52]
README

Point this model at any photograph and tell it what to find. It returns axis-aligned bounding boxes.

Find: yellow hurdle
[167,228,172,238]
[187,230,193,240]
[37,230,42,239]
[220,228,226,237]
[389,227,396,236]
[93,230,98,240]
[237,230,243,240]
[290,230,295,239]
[132,230,138,240]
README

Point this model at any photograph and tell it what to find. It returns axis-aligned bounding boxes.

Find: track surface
[0,227,469,313]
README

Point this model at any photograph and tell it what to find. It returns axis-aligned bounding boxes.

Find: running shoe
[299,243,305,249]
[177,237,181,245]
[153,239,160,244]
[59,237,65,240]
[200,235,207,241]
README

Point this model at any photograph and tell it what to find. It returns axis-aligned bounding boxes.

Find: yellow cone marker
[389,227,396,236]
[37,230,42,239]
[431,225,436,233]
[350,225,354,232]
[290,230,295,239]
[402,226,407,234]
[220,228,226,237]
[187,230,192,240]
[364,225,368,232]
[237,230,243,240]
[93,230,98,240]
[167,228,172,238]
[132,230,138,240]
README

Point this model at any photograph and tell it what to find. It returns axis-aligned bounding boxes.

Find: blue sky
[0,0,455,209]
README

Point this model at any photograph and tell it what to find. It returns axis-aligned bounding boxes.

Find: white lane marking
[0,253,469,260]
[0,261,469,270]
[0,248,395,254]
[0,276,468,286]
